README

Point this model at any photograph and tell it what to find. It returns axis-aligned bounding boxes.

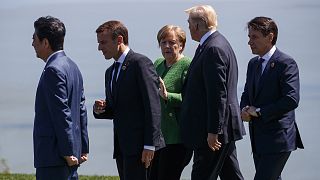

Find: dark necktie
[188,44,202,70]
[112,62,120,95]
[254,58,265,95]
[194,44,202,58]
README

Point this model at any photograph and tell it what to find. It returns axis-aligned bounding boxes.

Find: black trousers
[149,144,193,180]
[114,134,149,180]
[116,154,149,180]
[36,165,78,180]
[191,142,231,180]
[219,141,244,180]
[253,152,291,180]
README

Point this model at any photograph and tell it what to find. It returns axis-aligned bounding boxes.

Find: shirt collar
[260,46,276,61]
[115,47,130,64]
[46,50,64,64]
[199,30,216,46]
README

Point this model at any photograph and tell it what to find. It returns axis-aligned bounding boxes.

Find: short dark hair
[247,16,278,45]
[96,20,129,45]
[34,16,65,51]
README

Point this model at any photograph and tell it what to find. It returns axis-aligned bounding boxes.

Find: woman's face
[160,30,183,62]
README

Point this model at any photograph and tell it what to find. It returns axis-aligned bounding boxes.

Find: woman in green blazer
[149,25,192,180]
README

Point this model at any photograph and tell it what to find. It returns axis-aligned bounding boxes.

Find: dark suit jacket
[94,49,165,157]
[240,48,304,154]
[33,51,89,168]
[180,31,245,149]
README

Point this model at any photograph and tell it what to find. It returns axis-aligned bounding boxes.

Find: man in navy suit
[240,16,304,180]
[32,16,89,180]
[180,5,246,180]
[93,20,165,180]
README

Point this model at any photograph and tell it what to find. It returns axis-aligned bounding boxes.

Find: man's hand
[64,156,79,166]
[241,106,251,122]
[207,133,221,151]
[247,106,258,117]
[141,149,154,168]
[93,99,106,114]
[79,153,88,164]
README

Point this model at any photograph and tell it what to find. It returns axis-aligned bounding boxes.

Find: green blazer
[154,56,191,144]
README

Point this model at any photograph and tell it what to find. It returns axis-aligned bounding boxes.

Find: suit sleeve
[203,47,227,134]
[137,57,162,146]
[240,60,253,109]
[42,67,74,156]
[261,59,300,121]
[80,81,89,154]
[93,69,114,119]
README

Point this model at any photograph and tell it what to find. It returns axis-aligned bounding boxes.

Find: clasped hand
[93,100,106,114]
[241,106,259,122]
[64,154,88,166]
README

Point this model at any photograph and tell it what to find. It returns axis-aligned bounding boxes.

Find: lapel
[44,51,66,68]
[39,51,66,83]
[190,31,219,66]
[105,66,113,105]
[184,31,219,89]
[249,57,260,102]
[254,49,280,99]
[113,50,132,103]
[155,59,166,78]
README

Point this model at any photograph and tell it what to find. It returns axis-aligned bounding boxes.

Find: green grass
[0,173,119,180]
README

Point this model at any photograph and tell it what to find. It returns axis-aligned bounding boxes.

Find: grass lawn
[0,173,119,180]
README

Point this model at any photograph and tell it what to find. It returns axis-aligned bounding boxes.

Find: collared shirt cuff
[144,145,155,151]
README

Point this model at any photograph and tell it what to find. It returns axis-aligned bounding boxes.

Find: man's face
[248,27,273,56]
[188,18,198,42]
[32,33,46,60]
[97,30,118,60]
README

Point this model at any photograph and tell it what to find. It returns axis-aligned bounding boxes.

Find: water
[0,0,319,179]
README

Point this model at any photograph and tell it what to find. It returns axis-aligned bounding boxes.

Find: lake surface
[1,0,319,179]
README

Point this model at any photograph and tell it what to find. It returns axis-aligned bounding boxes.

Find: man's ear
[43,38,50,49]
[268,33,274,43]
[117,35,124,45]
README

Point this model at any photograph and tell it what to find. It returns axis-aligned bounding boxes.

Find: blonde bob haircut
[185,5,218,31]
[157,25,186,52]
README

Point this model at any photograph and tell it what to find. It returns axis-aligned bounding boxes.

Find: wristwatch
[256,108,261,117]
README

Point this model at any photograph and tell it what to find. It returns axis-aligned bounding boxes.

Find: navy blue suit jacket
[240,48,304,154]
[33,51,89,168]
[180,31,246,149]
[94,50,165,157]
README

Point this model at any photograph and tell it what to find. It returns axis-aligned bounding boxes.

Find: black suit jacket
[180,31,245,149]
[94,50,165,157]
[240,48,304,154]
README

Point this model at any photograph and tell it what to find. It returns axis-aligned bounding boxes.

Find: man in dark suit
[93,20,165,180]
[240,16,304,180]
[180,5,246,180]
[32,16,89,180]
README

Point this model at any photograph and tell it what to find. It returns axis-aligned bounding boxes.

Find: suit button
[169,113,173,117]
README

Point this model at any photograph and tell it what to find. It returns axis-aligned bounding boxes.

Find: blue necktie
[112,62,120,95]
[254,58,265,95]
